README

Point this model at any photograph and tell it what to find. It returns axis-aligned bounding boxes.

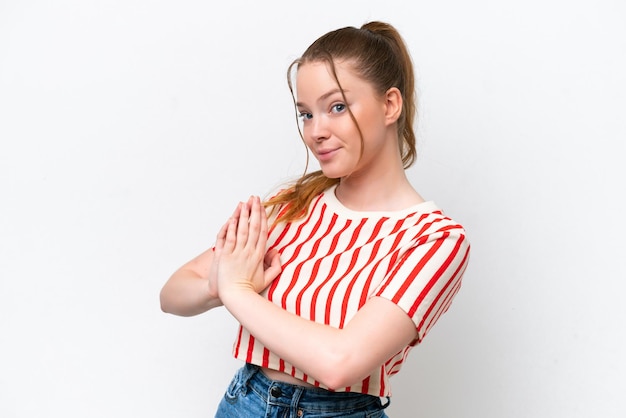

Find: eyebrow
[296,88,347,108]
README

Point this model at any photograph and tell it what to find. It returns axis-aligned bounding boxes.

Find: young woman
[161,21,470,417]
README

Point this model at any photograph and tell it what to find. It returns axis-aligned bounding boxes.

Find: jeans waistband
[240,363,390,411]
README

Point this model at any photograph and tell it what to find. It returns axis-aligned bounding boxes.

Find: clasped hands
[208,196,282,302]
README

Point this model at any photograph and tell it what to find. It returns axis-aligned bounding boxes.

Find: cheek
[351,102,383,129]
[302,135,317,156]
[361,110,387,138]
[301,127,314,147]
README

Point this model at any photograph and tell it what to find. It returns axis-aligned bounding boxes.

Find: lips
[315,148,339,162]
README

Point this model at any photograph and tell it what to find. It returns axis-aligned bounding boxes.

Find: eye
[331,103,346,114]
[298,111,313,121]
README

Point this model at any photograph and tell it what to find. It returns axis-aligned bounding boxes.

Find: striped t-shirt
[232,185,470,397]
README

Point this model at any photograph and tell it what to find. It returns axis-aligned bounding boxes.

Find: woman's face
[295,60,392,180]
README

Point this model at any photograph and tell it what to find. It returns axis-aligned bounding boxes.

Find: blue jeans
[215,363,390,417]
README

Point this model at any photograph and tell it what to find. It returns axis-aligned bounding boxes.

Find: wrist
[219,280,257,306]
[207,278,219,300]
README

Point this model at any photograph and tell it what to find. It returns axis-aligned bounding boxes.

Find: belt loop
[290,385,305,415]
[239,363,260,388]
[381,396,391,409]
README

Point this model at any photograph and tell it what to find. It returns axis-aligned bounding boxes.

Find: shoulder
[402,206,470,251]
[408,204,466,230]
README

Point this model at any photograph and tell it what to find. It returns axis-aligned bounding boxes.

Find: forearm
[160,269,222,316]
[220,288,404,390]
[221,289,344,386]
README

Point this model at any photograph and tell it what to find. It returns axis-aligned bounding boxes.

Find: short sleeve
[374,223,470,344]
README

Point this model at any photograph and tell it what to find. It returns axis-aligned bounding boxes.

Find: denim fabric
[215,364,390,418]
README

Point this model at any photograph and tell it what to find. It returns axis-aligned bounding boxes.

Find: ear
[383,87,403,126]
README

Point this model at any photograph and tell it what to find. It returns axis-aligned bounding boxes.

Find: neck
[335,165,424,212]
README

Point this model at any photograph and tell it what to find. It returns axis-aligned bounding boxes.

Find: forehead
[296,60,347,85]
[295,60,368,101]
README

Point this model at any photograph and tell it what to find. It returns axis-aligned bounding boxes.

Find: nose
[307,115,330,142]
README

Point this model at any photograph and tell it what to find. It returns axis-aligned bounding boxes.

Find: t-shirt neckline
[322,184,439,219]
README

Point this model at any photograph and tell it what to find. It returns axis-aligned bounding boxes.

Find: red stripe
[390,231,449,304]
[267,201,290,237]
[310,251,340,322]
[426,280,460,333]
[267,195,325,302]
[379,366,386,397]
[409,212,436,236]
[419,245,469,336]
[323,218,368,324]
[346,218,368,249]
[361,376,370,394]
[374,227,413,295]
[410,233,466,323]
[339,217,391,316]
[357,246,381,307]
[354,217,407,306]
[357,219,409,306]
[387,353,405,372]
[383,223,412,277]
[245,334,255,363]
[294,214,342,316]
[424,277,462,336]
[428,257,465,325]
[279,202,326,309]
[233,326,243,358]
[325,247,360,325]
[262,348,270,368]
[268,222,290,252]
[339,262,365,328]
[309,216,356,322]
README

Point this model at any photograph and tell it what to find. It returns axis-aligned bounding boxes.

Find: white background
[1,1,625,417]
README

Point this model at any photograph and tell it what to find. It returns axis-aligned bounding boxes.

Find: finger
[219,200,243,250]
[218,205,238,237]
[247,196,262,248]
[223,205,240,253]
[231,200,242,218]
[259,196,269,245]
[222,202,242,247]
[237,201,250,247]
[252,197,269,259]
[215,220,230,253]
[272,251,281,267]
[263,248,277,269]
[263,251,282,287]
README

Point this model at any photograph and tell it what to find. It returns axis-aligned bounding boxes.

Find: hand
[206,203,242,299]
[215,196,281,298]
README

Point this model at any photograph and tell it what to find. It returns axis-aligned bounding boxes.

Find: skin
[160,60,424,389]
[296,60,424,211]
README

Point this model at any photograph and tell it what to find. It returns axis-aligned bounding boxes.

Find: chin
[319,162,355,180]
[320,168,346,179]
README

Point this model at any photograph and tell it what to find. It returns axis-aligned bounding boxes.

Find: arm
[223,290,415,389]
[160,202,282,317]
[216,196,417,389]
[159,247,222,316]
